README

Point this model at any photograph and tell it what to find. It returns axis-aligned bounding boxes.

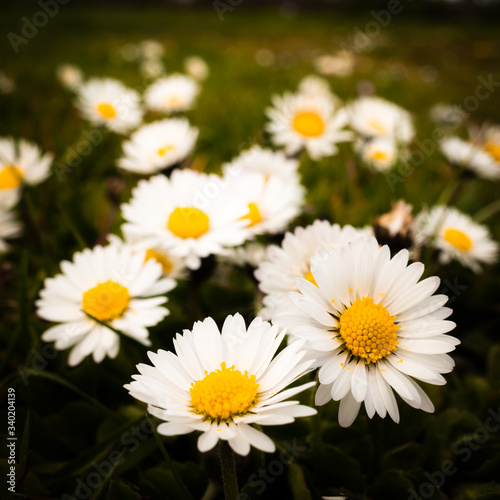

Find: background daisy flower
[0,207,21,253]
[117,118,199,174]
[347,96,415,144]
[75,77,143,134]
[355,137,400,172]
[266,91,352,160]
[36,243,175,366]
[56,63,84,91]
[184,55,209,81]
[144,74,199,114]
[413,205,499,272]
[255,221,372,320]
[440,136,500,180]
[275,237,459,427]
[125,313,316,456]
[0,137,53,208]
[121,169,250,270]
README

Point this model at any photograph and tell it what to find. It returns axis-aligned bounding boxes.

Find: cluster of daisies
[3,46,498,460]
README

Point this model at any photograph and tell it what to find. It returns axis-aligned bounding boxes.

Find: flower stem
[219,440,239,500]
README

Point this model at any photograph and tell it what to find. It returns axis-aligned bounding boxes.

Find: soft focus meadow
[1,3,500,500]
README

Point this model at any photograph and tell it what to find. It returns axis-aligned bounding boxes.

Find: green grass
[1,6,500,500]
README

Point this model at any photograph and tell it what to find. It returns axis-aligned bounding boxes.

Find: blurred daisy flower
[144,74,199,114]
[223,146,299,182]
[469,122,500,169]
[314,51,354,77]
[373,200,414,253]
[222,241,268,268]
[266,91,352,160]
[117,118,198,174]
[121,169,250,270]
[56,64,84,92]
[228,170,305,237]
[275,236,459,427]
[255,221,372,320]
[75,77,143,134]
[0,207,21,253]
[440,136,499,180]
[36,244,175,367]
[0,137,53,209]
[347,96,415,144]
[429,103,467,128]
[139,39,165,60]
[355,137,399,172]
[140,59,166,80]
[184,55,209,81]
[125,313,316,456]
[0,71,15,94]
[413,205,498,273]
[297,75,332,98]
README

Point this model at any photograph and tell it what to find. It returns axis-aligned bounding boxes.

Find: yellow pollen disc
[443,228,472,252]
[145,249,173,274]
[484,141,500,162]
[167,207,210,239]
[242,202,262,227]
[82,280,130,321]
[304,270,318,287]
[372,150,388,161]
[368,119,388,135]
[190,362,259,422]
[157,145,176,156]
[0,166,23,189]
[292,111,325,138]
[339,296,400,364]
[96,102,117,119]
[167,95,182,107]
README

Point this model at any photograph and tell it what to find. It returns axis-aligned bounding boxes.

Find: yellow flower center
[304,270,318,287]
[0,166,23,189]
[190,362,259,422]
[145,248,173,274]
[242,202,262,227]
[292,111,325,138]
[372,150,388,162]
[157,145,176,156]
[484,141,500,162]
[82,280,130,321]
[96,102,117,119]
[167,207,210,239]
[339,297,400,364]
[368,119,388,136]
[166,95,182,107]
[443,228,472,252]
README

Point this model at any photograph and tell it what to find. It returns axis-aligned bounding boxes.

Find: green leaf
[288,462,312,500]
[105,480,142,500]
[382,442,428,472]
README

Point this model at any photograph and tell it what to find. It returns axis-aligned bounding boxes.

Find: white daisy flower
[440,137,499,180]
[144,74,199,114]
[139,39,165,60]
[117,118,198,174]
[297,75,333,98]
[56,64,84,91]
[429,103,466,127]
[140,59,166,80]
[109,229,187,280]
[75,77,143,134]
[0,208,21,253]
[229,171,305,237]
[255,221,372,320]
[222,146,299,182]
[125,313,316,456]
[469,122,500,171]
[347,96,414,144]
[356,137,399,172]
[0,137,53,209]
[413,205,498,273]
[266,91,352,160]
[222,241,268,268]
[275,236,459,427]
[120,169,251,270]
[36,243,175,367]
[184,56,209,81]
